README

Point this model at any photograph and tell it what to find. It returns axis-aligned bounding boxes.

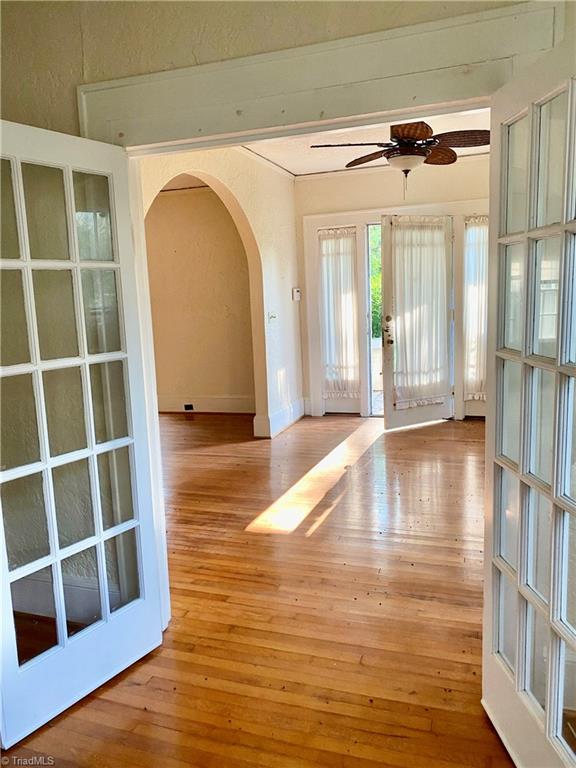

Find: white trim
[253,397,305,439]
[128,159,171,631]
[158,395,256,414]
[78,3,563,150]
[303,203,489,421]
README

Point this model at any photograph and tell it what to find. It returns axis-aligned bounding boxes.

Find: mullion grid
[493,81,576,765]
[0,157,132,661]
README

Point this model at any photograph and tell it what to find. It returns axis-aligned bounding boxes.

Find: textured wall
[139,147,301,435]
[1,1,524,136]
[145,187,256,413]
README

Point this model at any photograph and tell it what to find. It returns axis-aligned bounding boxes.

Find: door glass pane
[527,605,548,711]
[560,643,576,757]
[22,163,69,261]
[528,492,552,602]
[530,367,555,485]
[52,459,94,548]
[105,529,140,612]
[502,244,524,351]
[11,565,58,665]
[533,237,561,358]
[43,367,86,456]
[536,90,568,227]
[90,361,128,443]
[570,236,576,365]
[568,377,576,503]
[1,473,49,570]
[73,172,114,262]
[61,546,102,637]
[81,270,121,354]
[566,512,576,635]
[98,447,134,529]
[1,269,30,365]
[1,158,20,259]
[33,270,79,359]
[501,359,522,464]
[498,569,518,671]
[0,373,40,470]
[499,468,520,569]
[505,116,529,234]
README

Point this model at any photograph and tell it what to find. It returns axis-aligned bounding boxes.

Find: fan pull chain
[402,170,409,200]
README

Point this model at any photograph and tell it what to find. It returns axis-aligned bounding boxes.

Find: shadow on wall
[145,173,256,418]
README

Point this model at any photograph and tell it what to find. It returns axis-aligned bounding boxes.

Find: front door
[381,215,454,429]
[0,121,164,748]
[482,42,576,767]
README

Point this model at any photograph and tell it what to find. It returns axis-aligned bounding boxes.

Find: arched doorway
[143,170,268,435]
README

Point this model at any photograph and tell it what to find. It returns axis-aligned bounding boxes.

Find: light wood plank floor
[6,414,513,767]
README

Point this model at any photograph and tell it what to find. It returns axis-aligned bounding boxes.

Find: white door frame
[76,2,564,150]
[303,201,488,420]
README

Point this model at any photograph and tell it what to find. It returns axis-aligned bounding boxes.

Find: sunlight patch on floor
[245,419,384,534]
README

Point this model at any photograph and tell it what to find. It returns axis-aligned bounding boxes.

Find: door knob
[385,315,392,322]
[386,339,394,345]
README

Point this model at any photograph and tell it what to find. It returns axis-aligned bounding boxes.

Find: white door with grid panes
[0,122,164,748]
[381,215,454,429]
[483,41,576,768]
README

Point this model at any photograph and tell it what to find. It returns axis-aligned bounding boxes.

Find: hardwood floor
[6,414,513,767]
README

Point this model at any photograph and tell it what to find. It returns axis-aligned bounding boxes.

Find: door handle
[386,339,394,345]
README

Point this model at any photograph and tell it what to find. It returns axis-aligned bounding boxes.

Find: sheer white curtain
[463,216,488,401]
[319,227,360,399]
[391,216,450,409]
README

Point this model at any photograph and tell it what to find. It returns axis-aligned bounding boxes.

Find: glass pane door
[0,122,163,748]
[381,215,454,429]
[485,69,576,768]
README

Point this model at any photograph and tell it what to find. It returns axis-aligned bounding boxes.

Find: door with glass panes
[0,121,163,748]
[381,215,454,429]
[483,42,576,767]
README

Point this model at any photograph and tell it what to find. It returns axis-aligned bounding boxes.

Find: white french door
[483,41,576,768]
[381,215,454,429]
[0,122,164,747]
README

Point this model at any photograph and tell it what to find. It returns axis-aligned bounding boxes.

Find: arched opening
[144,171,266,432]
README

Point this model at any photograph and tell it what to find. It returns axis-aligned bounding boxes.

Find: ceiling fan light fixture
[385,148,428,175]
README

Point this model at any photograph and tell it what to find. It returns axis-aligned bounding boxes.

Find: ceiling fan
[311,120,490,179]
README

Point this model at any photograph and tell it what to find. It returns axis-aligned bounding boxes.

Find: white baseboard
[253,397,305,438]
[158,394,256,413]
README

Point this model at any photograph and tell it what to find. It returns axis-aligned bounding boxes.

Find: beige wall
[1,1,523,136]
[139,147,301,437]
[145,186,255,413]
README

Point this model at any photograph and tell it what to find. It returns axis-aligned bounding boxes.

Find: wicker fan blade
[390,121,433,141]
[311,142,393,148]
[345,150,387,168]
[424,146,457,165]
[434,130,490,147]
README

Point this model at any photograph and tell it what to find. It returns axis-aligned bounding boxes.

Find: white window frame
[303,199,488,420]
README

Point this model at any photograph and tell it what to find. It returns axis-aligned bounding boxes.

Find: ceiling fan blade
[390,121,433,141]
[345,150,387,168]
[434,130,490,147]
[424,146,457,165]
[311,142,393,148]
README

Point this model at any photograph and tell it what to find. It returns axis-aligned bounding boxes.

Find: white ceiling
[243,109,490,176]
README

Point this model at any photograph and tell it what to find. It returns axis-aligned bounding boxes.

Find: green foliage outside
[368,224,382,338]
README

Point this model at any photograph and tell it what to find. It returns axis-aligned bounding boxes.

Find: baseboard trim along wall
[253,398,305,439]
[158,395,256,413]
